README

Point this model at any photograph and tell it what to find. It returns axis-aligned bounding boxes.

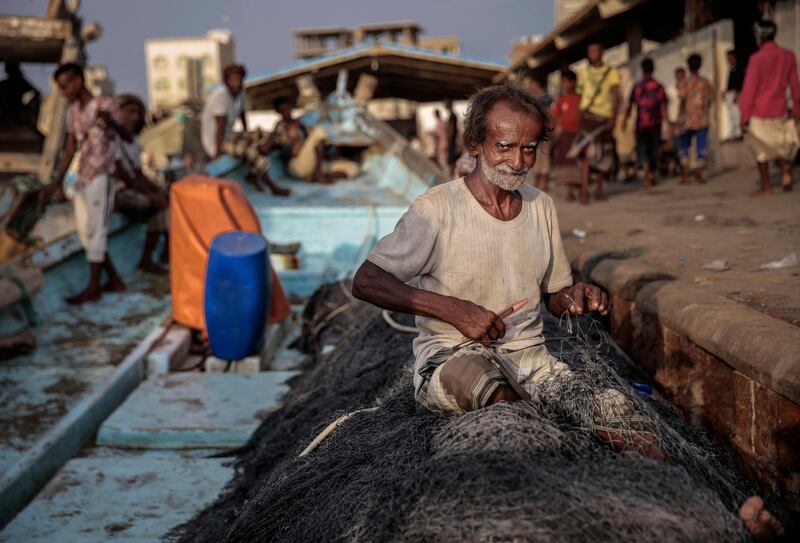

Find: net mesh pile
[169,281,787,543]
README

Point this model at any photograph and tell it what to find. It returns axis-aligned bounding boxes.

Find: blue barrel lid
[210,231,268,257]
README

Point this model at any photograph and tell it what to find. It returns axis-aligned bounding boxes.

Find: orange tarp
[169,175,291,332]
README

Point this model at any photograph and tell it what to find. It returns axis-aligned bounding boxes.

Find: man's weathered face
[474,100,541,191]
[587,44,604,64]
[225,72,244,96]
[56,72,83,102]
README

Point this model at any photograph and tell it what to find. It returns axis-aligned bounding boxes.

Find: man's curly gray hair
[462,82,551,152]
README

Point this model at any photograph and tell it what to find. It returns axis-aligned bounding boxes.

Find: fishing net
[169,281,788,543]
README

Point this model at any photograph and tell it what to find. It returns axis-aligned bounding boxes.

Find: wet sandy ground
[553,165,800,326]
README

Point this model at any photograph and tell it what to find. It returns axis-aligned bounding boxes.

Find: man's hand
[448,298,506,345]
[547,282,610,318]
[564,283,609,316]
[39,183,66,204]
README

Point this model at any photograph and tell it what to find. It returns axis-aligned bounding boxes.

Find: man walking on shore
[677,53,713,185]
[740,19,800,195]
[625,57,668,189]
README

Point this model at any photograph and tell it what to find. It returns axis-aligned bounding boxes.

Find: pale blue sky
[6,0,554,103]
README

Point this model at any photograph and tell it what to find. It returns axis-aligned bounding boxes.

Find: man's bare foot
[781,171,793,192]
[751,188,773,197]
[740,496,784,542]
[103,278,127,293]
[65,285,103,305]
[137,261,168,275]
[270,185,292,197]
[245,174,265,192]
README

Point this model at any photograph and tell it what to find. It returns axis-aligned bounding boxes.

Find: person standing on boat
[201,64,290,196]
[114,93,169,275]
[40,63,129,305]
[201,64,247,161]
[351,82,784,542]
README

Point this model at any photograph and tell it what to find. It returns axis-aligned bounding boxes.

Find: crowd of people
[556,20,797,203]
[428,19,799,205]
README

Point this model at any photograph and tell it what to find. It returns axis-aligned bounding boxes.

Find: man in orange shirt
[677,53,713,185]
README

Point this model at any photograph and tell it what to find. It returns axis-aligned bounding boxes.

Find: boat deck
[0,225,170,475]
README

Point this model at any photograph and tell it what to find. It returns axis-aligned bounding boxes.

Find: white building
[144,29,235,109]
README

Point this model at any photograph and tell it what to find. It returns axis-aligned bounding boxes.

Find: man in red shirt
[550,69,582,200]
[625,57,668,188]
[740,19,800,195]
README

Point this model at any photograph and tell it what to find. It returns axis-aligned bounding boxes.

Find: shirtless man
[353,82,783,542]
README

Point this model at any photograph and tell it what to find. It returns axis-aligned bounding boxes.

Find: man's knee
[439,352,505,412]
[486,384,519,405]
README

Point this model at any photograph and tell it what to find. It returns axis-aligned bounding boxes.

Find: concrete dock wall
[568,248,800,513]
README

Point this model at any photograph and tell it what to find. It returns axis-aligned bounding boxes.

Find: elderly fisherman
[353,82,784,542]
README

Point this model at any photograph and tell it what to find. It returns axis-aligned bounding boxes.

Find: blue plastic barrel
[204,231,271,360]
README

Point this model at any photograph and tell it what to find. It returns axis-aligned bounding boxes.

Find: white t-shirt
[201,86,244,158]
[116,138,142,176]
[366,178,573,393]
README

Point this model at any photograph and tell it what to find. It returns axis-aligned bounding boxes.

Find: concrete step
[0,457,231,542]
[96,372,298,449]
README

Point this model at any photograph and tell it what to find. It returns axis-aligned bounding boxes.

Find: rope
[0,272,39,326]
[298,407,378,457]
[381,310,418,334]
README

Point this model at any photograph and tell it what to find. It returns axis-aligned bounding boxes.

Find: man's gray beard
[479,151,529,191]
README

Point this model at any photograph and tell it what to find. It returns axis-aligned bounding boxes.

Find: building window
[202,76,216,89]
[177,79,186,90]
[155,78,170,91]
[153,55,168,70]
[177,55,188,69]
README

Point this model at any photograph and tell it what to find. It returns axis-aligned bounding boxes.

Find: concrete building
[144,29,235,109]
[293,21,460,59]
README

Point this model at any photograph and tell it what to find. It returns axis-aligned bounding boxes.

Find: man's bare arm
[214,116,226,158]
[352,260,506,344]
[54,132,76,186]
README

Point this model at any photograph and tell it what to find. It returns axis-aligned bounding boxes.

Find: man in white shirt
[351,83,786,541]
[201,64,247,160]
[201,64,290,196]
